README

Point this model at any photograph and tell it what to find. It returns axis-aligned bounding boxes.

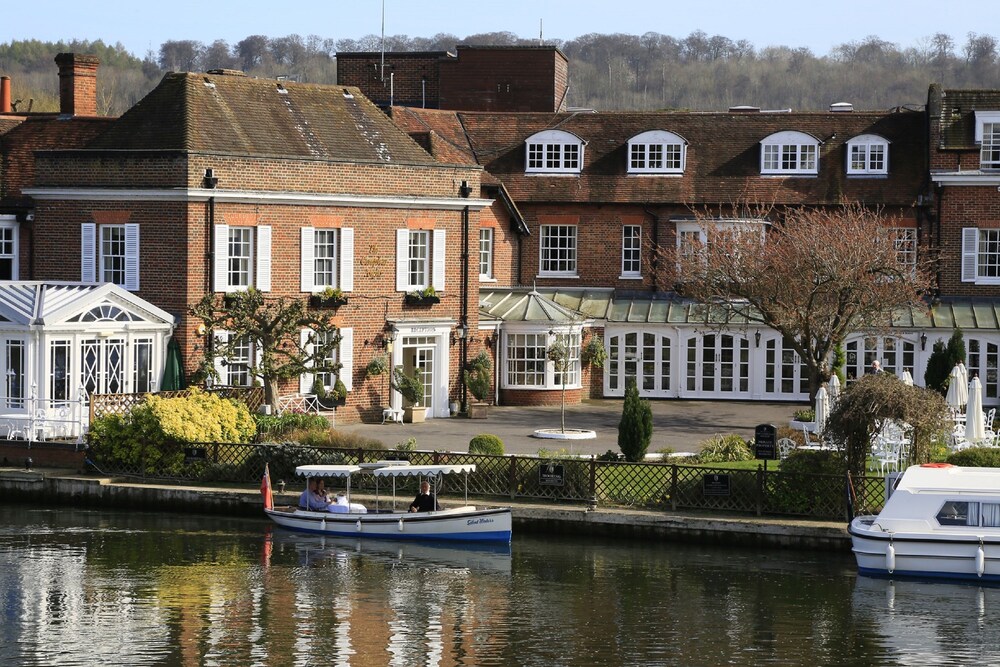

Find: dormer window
[846,134,890,175]
[627,130,687,174]
[976,111,1000,170]
[760,131,819,175]
[525,130,585,174]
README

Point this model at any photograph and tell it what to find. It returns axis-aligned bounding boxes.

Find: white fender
[321,518,326,531]
[886,543,895,573]
[977,543,986,578]
[355,519,362,532]
[399,518,405,532]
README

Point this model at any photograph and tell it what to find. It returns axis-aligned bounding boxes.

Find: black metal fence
[85,441,888,520]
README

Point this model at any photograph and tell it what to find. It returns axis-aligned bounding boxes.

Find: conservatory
[0,282,174,440]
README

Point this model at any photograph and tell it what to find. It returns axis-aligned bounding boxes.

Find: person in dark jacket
[409,480,439,512]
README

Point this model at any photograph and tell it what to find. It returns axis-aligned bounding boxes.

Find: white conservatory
[0,281,175,440]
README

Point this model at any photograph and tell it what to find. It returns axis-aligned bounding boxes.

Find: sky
[2,0,995,59]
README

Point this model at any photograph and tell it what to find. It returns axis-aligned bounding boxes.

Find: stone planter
[468,403,489,419]
[404,406,427,423]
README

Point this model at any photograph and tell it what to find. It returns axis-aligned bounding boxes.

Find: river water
[1,505,999,666]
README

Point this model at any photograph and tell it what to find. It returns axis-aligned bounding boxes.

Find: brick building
[337,45,568,112]
[8,58,487,422]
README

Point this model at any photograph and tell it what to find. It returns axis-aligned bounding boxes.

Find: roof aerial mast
[380,0,386,82]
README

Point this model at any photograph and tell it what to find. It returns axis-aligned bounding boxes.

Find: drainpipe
[645,206,660,292]
[459,180,472,412]
[204,169,218,293]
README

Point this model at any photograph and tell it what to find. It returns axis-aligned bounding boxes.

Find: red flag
[261,463,274,510]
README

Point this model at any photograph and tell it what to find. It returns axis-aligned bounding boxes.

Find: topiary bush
[618,379,652,462]
[696,434,754,463]
[946,447,1000,467]
[469,433,504,455]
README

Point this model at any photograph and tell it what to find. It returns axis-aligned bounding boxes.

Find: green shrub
[618,380,653,462]
[779,449,846,475]
[469,433,504,455]
[253,412,330,441]
[696,434,754,463]
[792,408,815,422]
[464,351,493,402]
[287,428,385,450]
[597,449,624,462]
[946,447,1000,467]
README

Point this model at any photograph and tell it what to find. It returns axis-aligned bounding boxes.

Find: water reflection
[2,505,1000,666]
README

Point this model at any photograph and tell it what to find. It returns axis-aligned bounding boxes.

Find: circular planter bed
[532,428,597,440]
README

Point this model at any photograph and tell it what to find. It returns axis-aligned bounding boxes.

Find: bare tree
[158,40,203,71]
[661,204,934,399]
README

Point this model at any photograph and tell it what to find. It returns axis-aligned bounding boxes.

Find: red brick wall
[936,185,1000,297]
[336,53,443,108]
[501,387,581,406]
[439,48,567,112]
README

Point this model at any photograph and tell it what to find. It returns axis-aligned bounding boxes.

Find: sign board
[754,423,778,460]
[184,446,207,462]
[539,463,565,487]
[703,474,731,496]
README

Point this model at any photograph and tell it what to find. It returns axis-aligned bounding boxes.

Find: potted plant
[582,335,607,368]
[404,286,441,306]
[311,376,347,410]
[309,286,348,309]
[464,350,492,419]
[391,366,426,423]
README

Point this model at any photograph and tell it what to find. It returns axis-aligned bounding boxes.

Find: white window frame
[100,225,127,287]
[627,130,687,174]
[846,134,890,175]
[479,227,494,280]
[887,227,917,274]
[299,327,354,394]
[395,228,446,292]
[760,131,820,175]
[621,225,642,278]
[81,222,138,290]
[963,227,1000,284]
[976,111,1000,170]
[525,129,585,174]
[539,224,578,277]
[0,219,19,281]
[503,328,582,390]
[214,224,271,293]
[300,227,354,293]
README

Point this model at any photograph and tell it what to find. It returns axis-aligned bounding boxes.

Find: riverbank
[0,467,849,550]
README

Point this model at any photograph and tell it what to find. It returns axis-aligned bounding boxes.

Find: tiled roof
[86,72,437,164]
[403,108,926,205]
[936,88,1000,149]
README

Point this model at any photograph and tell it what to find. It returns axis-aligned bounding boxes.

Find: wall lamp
[920,331,928,351]
[754,331,762,348]
[451,324,468,346]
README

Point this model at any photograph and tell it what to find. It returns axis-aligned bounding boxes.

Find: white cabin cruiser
[264,463,512,544]
[850,464,1000,582]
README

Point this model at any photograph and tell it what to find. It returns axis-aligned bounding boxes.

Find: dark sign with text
[539,463,565,486]
[184,446,207,462]
[703,474,731,496]
[754,423,778,460]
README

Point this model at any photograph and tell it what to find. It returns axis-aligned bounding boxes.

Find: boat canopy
[295,464,362,478]
[372,464,476,478]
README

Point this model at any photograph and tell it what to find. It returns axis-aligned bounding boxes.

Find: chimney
[55,53,99,116]
[1,77,10,114]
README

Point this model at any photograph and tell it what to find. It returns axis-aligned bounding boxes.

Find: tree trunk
[265,376,280,411]
[560,380,566,433]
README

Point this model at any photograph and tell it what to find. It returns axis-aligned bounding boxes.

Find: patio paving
[336,399,802,456]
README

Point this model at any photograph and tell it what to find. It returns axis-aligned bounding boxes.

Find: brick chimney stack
[55,53,99,116]
[1,77,10,113]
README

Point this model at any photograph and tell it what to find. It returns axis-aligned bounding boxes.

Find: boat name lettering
[467,517,494,526]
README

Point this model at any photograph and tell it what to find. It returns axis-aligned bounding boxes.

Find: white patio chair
[875,441,902,476]
[777,437,796,460]
[987,408,996,432]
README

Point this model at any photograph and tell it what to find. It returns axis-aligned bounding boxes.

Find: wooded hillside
[1,30,998,115]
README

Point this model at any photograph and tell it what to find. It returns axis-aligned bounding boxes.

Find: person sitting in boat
[409,481,440,513]
[330,492,351,513]
[299,477,333,512]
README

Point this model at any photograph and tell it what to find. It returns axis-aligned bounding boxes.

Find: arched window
[760,131,820,175]
[525,129,585,174]
[846,134,890,175]
[626,130,687,174]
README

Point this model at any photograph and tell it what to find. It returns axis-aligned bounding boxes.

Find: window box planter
[317,394,346,410]
[309,295,348,309]
[404,294,440,306]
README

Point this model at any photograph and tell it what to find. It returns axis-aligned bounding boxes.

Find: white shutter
[300,227,315,293]
[396,229,409,291]
[339,327,354,392]
[962,228,979,283]
[299,328,312,393]
[81,223,96,283]
[256,225,272,292]
[214,224,229,292]
[432,229,446,291]
[213,330,229,385]
[124,223,140,291]
[340,228,354,292]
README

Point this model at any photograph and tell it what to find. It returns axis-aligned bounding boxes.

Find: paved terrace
[337,399,801,456]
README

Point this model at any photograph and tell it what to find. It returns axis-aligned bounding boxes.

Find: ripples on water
[1,505,1000,666]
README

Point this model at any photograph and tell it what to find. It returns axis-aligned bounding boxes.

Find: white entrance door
[762,336,809,400]
[81,337,126,395]
[606,331,672,397]
[968,337,1000,402]
[401,336,437,417]
[684,333,750,398]
[845,336,915,385]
